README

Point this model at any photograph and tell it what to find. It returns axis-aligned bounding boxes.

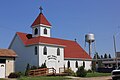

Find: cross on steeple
[39,6,43,13]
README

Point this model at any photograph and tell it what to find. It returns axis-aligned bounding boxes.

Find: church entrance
[47,61,57,73]
[47,61,56,69]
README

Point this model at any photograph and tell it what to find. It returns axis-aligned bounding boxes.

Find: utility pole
[113,35,118,69]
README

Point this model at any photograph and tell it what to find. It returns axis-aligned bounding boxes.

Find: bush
[30,65,37,70]
[64,68,76,76]
[87,69,92,73]
[76,66,87,77]
[38,63,47,69]
[8,72,21,78]
[25,63,30,76]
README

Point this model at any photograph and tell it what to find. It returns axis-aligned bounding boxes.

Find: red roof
[31,13,51,27]
[17,32,91,59]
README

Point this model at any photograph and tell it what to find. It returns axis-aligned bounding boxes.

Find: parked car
[111,69,120,80]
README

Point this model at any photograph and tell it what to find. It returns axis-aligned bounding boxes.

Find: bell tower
[31,7,51,37]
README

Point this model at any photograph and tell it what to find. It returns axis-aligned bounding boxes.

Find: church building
[9,8,92,73]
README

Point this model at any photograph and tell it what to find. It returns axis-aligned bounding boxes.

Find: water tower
[85,33,95,56]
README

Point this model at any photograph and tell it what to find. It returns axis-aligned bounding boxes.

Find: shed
[0,49,17,78]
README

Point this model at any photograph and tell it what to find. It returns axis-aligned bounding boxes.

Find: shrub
[64,68,76,76]
[8,72,20,78]
[30,65,37,70]
[25,63,30,76]
[87,69,92,73]
[76,66,87,77]
[39,63,47,69]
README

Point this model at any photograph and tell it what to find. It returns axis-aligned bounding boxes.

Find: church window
[44,28,47,34]
[35,46,37,55]
[83,61,85,67]
[34,28,38,35]
[67,61,70,68]
[57,48,60,56]
[43,46,47,55]
[75,61,78,68]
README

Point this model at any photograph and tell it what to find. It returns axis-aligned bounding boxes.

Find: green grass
[18,76,71,80]
[0,79,7,80]
[86,72,111,77]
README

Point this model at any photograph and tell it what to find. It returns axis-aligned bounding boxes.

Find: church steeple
[31,7,51,37]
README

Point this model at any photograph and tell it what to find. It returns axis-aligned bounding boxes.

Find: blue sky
[0,0,120,57]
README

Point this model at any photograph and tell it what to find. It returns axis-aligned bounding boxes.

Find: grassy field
[18,76,71,80]
[86,72,111,77]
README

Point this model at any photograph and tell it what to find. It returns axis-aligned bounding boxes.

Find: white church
[9,8,92,73]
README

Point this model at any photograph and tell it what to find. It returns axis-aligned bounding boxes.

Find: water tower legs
[89,43,92,56]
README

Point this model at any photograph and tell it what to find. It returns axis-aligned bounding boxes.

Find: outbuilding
[0,49,17,78]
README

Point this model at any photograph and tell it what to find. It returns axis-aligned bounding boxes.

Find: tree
[40,63,47,68]
[101,55,103,59]
[25,63,30,76]
[93,52,100,59]
[104,53,108,59]
[109,54,111,58]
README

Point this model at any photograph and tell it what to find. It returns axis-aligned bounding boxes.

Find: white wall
[40,27,50,37]
[38,45,64,73]
[32,26,51,37]
[9,35,39,72]
[64,60,91,72]
[6,58,15,77]
[32,27,40,37]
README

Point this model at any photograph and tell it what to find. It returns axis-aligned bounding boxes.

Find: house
[0,49,17,78]
[9,8,92,73]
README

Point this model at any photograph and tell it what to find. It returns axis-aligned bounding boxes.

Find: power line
[0,25,18,32]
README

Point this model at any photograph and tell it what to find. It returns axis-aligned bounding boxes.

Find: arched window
[44,28,47,34]
[67,61,70,68]
[57,48,60,56]
[83,61,85,68]
[35,46,37,55]
[43,46,47,55]
[34,28,38,35]
[75,61,78,68]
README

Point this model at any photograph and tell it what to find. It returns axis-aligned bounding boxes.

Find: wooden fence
[28,68,56,76]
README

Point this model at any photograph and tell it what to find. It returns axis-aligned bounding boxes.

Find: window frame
[35,46,37,55]
[34,28,38,35]
[43,46,47,55]
[44,28,47,34]
[75,61,78,68]
[57,48,60,56]
[67,61,70,68]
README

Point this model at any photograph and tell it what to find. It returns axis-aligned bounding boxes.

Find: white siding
[32,27,40,37]
[6,58,15,77]
[9,35,39,72]
[64,60,91,72]
[40,27,50,37]
[32,26,50,37]
[38,45,64,73]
